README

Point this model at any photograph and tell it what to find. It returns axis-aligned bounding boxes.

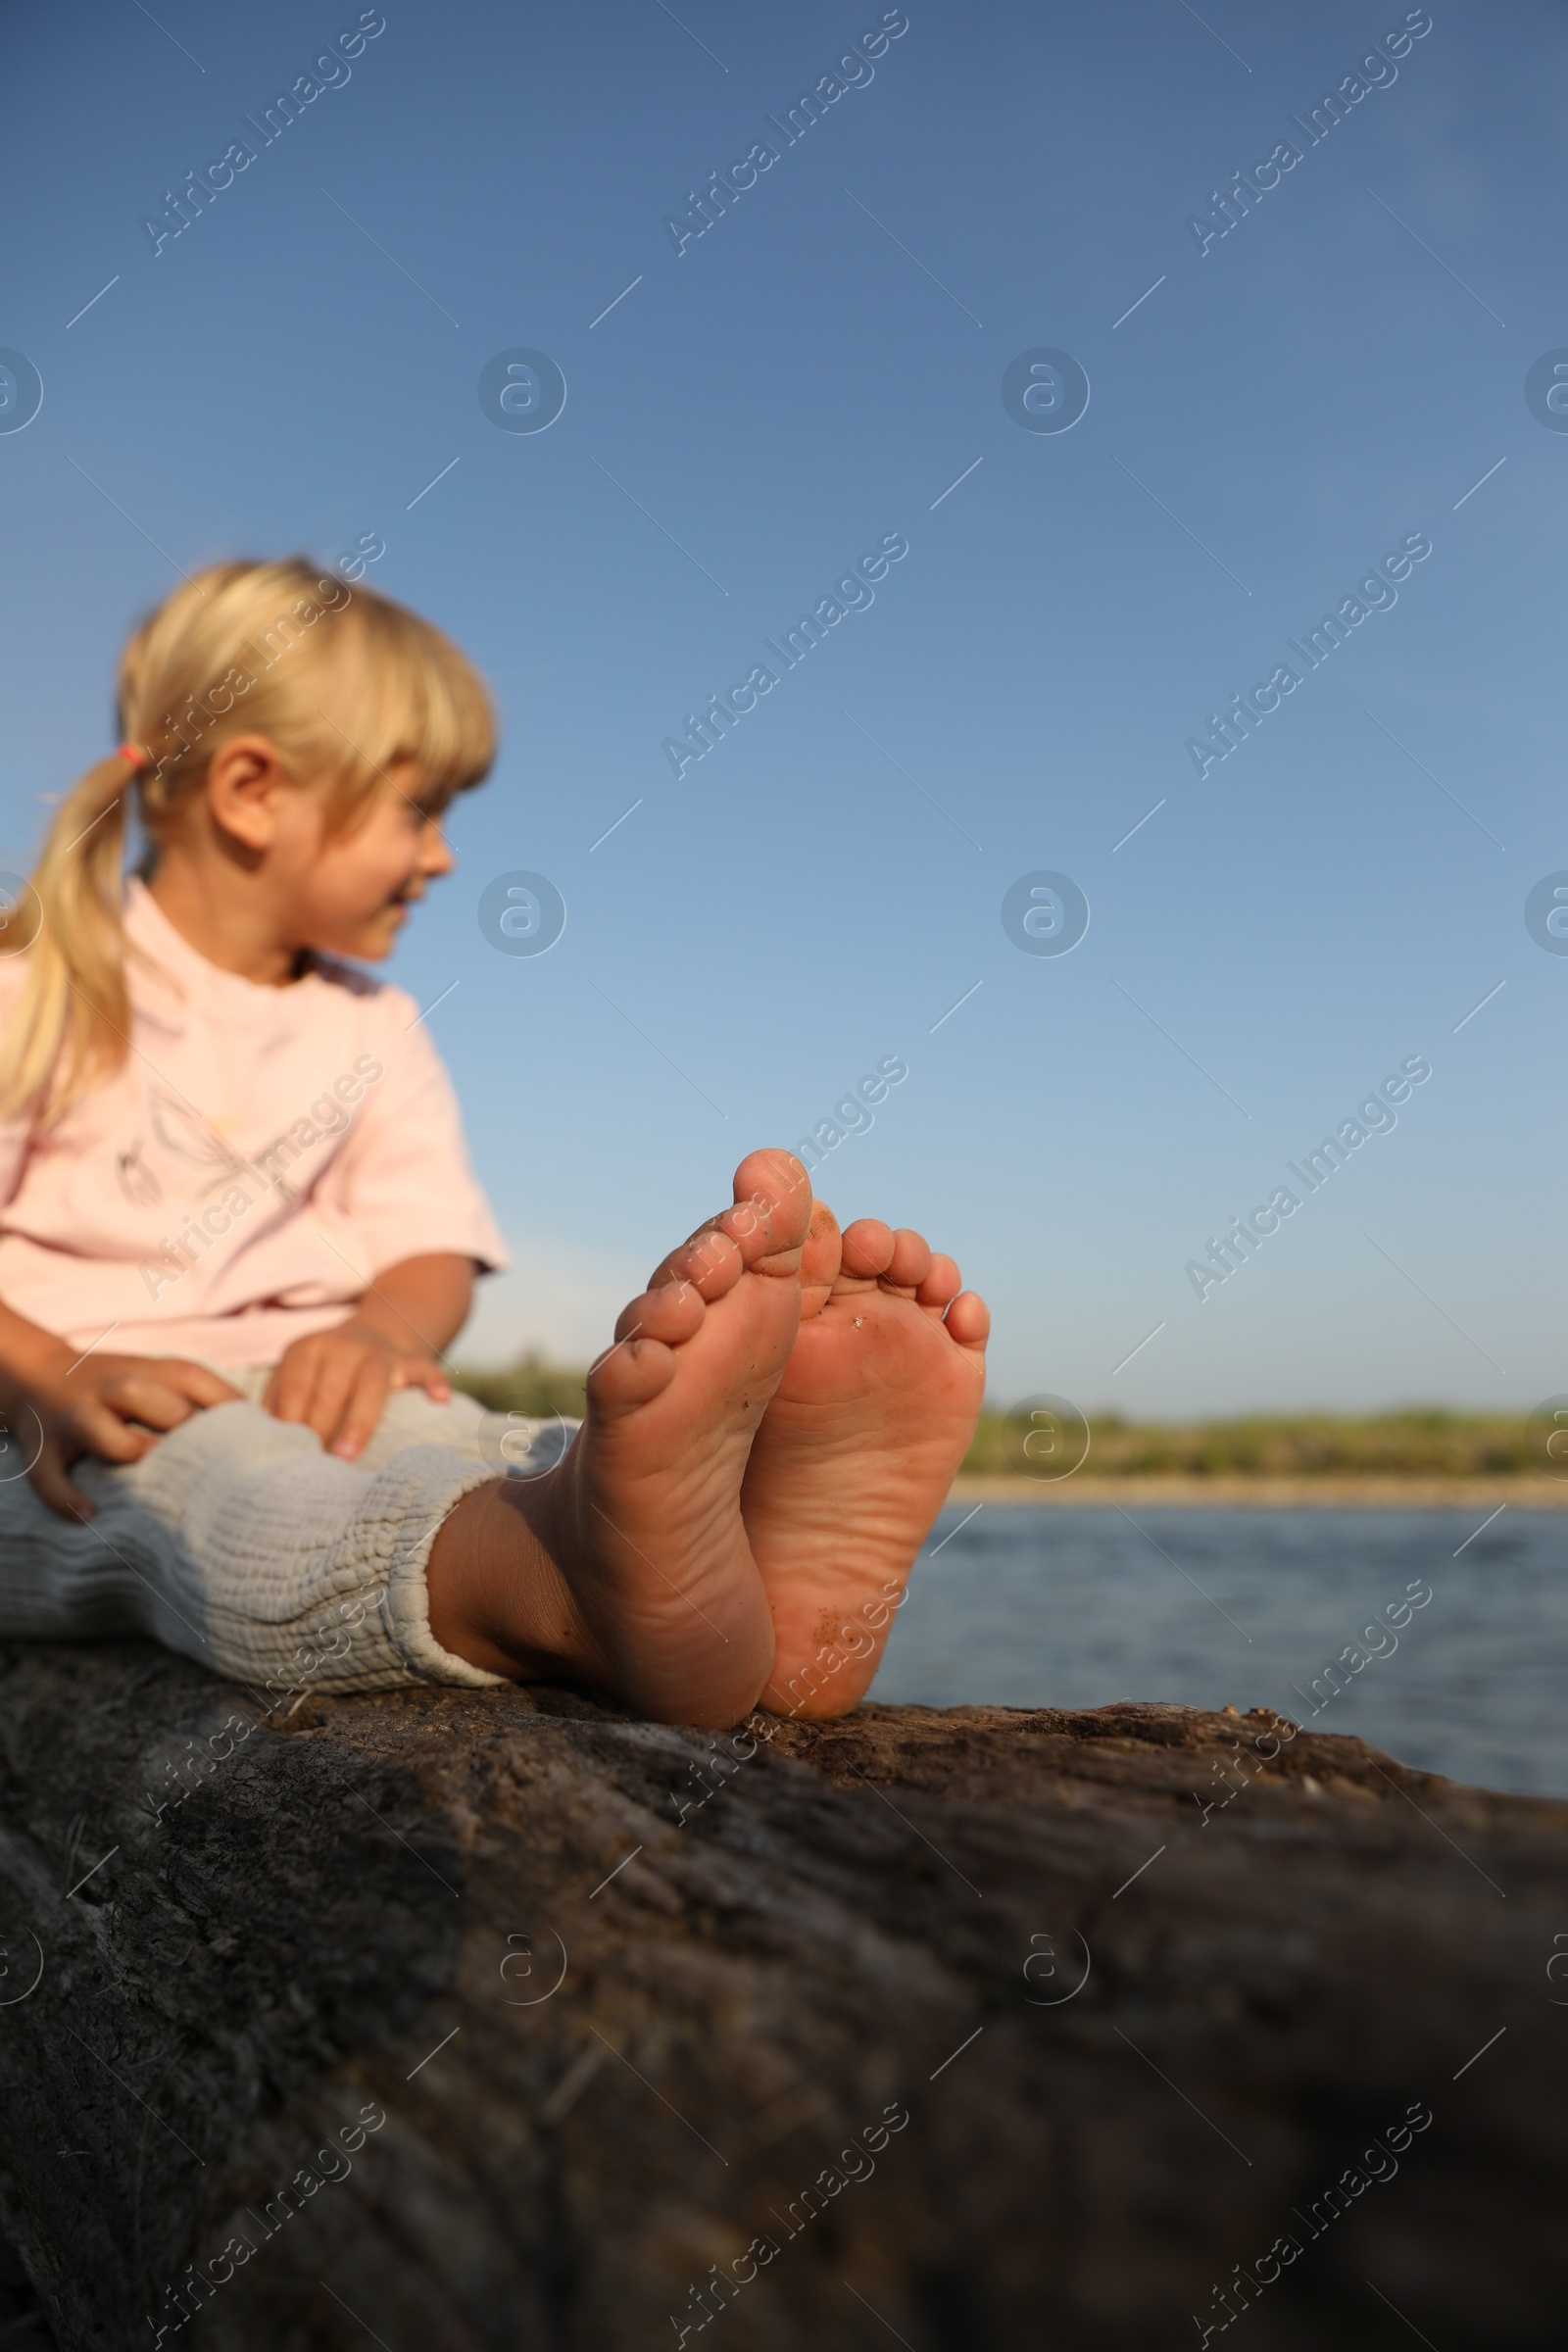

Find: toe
[882,1227,933,1293]
[589,1276,714,1414]
[719,1148,813,1271]
[916,1253,962,1312]
[586,1335,680,1415]
[648,1151,811,1293]
[614,1283,706,1346]
[944,1289,990,1350]
[840,1218,896,1279]
[590,1298,698,1414]
[655,1228,746,1302]
[799,1200,844,1318]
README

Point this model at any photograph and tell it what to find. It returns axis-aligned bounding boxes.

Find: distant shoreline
[456,1369,1562,1505]
[945,1475,1568,1510]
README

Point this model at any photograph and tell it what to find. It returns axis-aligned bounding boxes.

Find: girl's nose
[421,823,456,876]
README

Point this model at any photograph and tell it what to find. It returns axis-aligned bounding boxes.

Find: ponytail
[0,754,134,1122]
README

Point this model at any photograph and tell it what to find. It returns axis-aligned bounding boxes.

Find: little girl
[0,561,989,1726]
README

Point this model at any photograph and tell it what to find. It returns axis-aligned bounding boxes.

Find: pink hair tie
[117,743,146,768]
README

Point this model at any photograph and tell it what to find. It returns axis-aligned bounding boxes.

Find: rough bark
[0,1639,1561,2351]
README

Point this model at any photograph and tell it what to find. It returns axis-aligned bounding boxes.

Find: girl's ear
[203,734,299,853]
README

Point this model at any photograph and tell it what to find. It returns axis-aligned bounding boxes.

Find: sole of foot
[741,1205,989,1720]
[428,1150,813,1726]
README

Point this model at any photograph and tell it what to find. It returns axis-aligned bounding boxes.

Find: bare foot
[427,1151,812,1726]
[741,1206,989,1719]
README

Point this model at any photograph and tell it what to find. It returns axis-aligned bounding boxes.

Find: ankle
[428,1451,777,1728]
[427,1470,609,1687]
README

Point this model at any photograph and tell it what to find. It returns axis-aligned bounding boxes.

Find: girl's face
[288,765,456,962]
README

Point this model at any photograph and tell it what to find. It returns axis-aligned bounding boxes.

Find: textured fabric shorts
[0,1373,578,1696]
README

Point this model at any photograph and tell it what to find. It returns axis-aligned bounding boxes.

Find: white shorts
[0,1374,577,1697]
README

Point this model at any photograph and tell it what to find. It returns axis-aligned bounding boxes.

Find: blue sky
[1,0,1564,1415]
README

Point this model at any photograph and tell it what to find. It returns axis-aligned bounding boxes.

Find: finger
[29,1438,95,1523]
[388,1355,451,1402]
[301,1354,362,1450]
[839,1218,896,1280]
[96,1374,207,1434]
[329,1359,391,1459]
[881,1227,932,1293]
[916,1252,962,1311]
[67,1397,157,1464]
[151,1359,243,1408]
[267,1348,323,1426]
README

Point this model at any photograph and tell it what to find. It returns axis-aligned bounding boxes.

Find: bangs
[319,587,496,815]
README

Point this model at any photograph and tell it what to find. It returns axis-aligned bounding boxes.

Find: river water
[872,1503,1567,1798]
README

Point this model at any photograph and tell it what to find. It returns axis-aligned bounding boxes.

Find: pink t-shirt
[0,879,507,1365]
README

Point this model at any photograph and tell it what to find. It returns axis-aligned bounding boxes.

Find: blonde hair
[0,558,495,1122]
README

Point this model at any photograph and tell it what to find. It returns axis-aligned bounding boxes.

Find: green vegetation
[454,1352,588,1420]
[455,1361,1540,1480]
[963,1406,1537,1481]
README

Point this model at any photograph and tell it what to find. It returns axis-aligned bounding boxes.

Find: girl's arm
[264,1252,479,1460]
[0,1292,74,1394]
[333,1251,476,1358]
[0,1293,239,1521]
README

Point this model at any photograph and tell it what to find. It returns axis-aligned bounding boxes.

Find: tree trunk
[0,1639,1560,2350]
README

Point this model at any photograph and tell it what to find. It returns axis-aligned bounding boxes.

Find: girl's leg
[0,1150,813,1728]
[0,1396,508,1695]
[425,1149,810,1725]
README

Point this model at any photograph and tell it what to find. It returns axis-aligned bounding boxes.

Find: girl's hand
[264,1321,452,1459]
[0,1347,242,1523]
